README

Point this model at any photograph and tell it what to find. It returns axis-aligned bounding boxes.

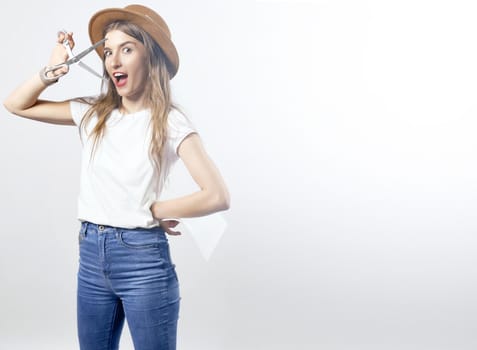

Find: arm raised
[3,32,76,126]
[4,76,74,125]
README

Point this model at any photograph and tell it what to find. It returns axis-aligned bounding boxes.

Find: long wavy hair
[79,20,177,171]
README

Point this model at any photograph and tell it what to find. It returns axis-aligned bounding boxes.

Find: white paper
[179,213,227,261]
[159,165,228,261]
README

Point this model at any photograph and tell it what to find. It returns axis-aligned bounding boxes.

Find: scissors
[42,31,106,81]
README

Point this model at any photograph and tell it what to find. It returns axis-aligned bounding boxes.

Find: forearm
[151,188,230,219]
[3,73,48,114]
[4,32,71,116]
[154,133,232,220]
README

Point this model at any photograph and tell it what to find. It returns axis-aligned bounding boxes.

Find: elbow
[206,186,230,212]
[215,188,231,211]
[3,99,20,116]
[3,100,13,114]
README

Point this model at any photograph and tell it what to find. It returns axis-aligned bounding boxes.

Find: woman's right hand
[2,31,76,125]
[45,31,75,78]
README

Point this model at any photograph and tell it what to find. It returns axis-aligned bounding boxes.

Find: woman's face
[103,29,149,103]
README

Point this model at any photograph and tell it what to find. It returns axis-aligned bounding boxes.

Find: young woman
[3,4,230,350]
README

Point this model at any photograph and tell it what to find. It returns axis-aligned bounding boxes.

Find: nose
[108,51,121,70]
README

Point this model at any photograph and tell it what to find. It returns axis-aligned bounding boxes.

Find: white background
[1,0,477,349]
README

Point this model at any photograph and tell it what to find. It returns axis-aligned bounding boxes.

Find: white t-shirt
[70,100,196,228]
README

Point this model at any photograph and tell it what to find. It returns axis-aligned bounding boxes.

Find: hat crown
[124,4,171,38]
[89,4,179,78]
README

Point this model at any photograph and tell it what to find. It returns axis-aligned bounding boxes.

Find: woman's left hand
[160,219,181,236]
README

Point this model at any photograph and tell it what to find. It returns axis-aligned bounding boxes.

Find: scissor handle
[42,62,69,82]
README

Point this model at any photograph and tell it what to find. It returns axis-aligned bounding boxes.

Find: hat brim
[88,8,179,78]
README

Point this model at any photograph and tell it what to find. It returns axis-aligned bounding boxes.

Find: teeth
[113,72,127,81]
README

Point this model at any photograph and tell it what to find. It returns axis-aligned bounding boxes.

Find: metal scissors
[42,31,106,80]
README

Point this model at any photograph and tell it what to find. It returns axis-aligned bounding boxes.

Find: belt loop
[81,221,90,235]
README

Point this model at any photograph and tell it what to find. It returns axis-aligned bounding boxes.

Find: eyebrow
[103,41,137,51]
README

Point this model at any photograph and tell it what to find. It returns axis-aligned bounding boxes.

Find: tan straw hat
[89,4,179,78]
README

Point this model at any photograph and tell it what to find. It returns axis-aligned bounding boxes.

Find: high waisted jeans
[77,221,180,350]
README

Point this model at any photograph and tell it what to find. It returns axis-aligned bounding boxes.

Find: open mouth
[113,72,128,86]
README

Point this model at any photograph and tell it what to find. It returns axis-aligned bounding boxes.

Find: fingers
[165,220,179,228]
[57,31,75,50]
[165,229,182,236]
[57,31,65,44]
[160,219,180,228]
[164,226,182,235]
[47,31,74,71]
[49,65,69,76]
[160,219,182,236]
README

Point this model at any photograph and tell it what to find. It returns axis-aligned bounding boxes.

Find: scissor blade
[67,38,107,64]
[78,61,105,80]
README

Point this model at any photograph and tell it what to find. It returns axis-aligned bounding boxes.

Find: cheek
[104,62,114,76]
[135,64,149,82]
[141,67,149,80]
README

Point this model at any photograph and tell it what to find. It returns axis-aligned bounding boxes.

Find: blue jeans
[77,221,180,350]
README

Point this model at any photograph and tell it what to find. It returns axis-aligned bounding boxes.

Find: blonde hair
[79,20,177,171]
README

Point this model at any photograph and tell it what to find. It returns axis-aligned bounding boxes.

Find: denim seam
[117,231,164,253]
[107,301,119,350]
[164,281,170,349]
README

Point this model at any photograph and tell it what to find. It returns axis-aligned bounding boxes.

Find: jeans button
[99,225,105,231]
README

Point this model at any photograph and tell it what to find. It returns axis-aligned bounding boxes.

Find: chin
[115,89,131,97]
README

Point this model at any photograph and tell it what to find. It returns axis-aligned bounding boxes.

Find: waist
[80,220,163,236]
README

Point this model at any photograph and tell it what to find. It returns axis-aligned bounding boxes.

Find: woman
[3,4,230,350]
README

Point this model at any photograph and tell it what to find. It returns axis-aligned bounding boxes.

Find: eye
[122,47,132,54]
[103,50,112,58]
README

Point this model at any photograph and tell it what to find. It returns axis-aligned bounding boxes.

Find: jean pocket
[117,229,164,249]
[78,222,89,244]
[78,231,85,244]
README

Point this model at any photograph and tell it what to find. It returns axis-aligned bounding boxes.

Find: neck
[120,96,147,114]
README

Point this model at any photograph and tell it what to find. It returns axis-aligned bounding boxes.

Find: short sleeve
[167,109,197,156]
[69,98,95,126]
